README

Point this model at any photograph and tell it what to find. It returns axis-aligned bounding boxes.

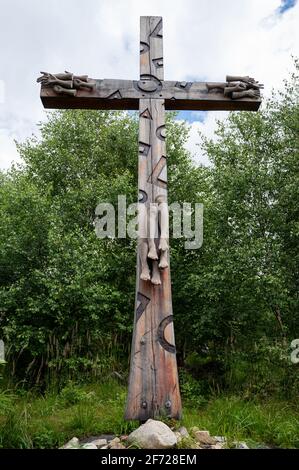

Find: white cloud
[183,111,229,166]
[0,131,22,170]
[0,0,298,170]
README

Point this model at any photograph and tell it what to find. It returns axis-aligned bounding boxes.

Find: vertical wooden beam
[125,17,182,421]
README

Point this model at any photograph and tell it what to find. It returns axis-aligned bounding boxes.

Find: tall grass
[0,380,298,448]
[182,396,299,448]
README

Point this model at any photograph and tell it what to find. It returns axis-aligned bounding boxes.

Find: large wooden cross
[37,16,262,421]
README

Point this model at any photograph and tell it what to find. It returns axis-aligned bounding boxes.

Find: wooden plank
[125,17,181,421]
[41,79,261,111]
[125,98,182,421]
[140,16,164,81]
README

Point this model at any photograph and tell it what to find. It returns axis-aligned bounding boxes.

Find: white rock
[81,443,98,449]
[234,441,249,449]
[108,437,121,448]
[214,436,226,443]
[210,443,224,449]
[194,430,217,445]
[127,419,177,449]
[61,437,80,449]
[178,426,189,438]
[91,438,107,448]
[110,442,126,449]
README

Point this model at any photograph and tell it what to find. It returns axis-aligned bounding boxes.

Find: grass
[0,380,298,448]
[182,396,299,448]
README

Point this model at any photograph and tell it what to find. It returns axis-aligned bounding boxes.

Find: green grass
[0,381,298,448]
[181,396,299,448]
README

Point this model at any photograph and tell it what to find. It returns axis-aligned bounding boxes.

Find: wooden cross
[37,16,262,421]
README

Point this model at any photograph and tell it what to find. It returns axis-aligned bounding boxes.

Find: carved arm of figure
[226,75,264,90]
[37,71,95,95]
[207,76,263,100]
[53,86,77,96]
[72,73,89,82]
[48,78,73,88]
[37,71,73,84]
[206,82,227,92]
[37,73,73,88]
[226,75,255,85]
[73,78,95,90]
[232,89,261,99]
[223,81,247,96]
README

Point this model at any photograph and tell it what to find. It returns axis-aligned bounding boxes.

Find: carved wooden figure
[37,16,262,421]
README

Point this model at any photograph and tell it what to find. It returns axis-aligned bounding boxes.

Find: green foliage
[176,435,197,449]
[171,60,299,398]
[59,381,95,406]
[0,407,32,448]
[31,428,61,449]
[179,369,207,407]
[223,340,299,398]
[0,390,15,414]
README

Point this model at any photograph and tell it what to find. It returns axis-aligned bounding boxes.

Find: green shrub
[59,382,95,406]
[179,369,207,407]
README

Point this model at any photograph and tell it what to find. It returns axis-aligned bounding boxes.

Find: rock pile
[60,420,250,450]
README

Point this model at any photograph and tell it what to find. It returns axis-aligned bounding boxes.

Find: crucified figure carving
[139,195,169,285]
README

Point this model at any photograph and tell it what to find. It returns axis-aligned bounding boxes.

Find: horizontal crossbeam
[40,78,261,111]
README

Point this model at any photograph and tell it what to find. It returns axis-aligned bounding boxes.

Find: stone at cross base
[36,16,262,422]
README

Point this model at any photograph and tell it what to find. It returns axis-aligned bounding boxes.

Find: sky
[0,0,298,170]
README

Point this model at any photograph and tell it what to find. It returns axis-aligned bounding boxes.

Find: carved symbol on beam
[134,75,162,93]
[157,315,176,353]
[156,125,166,141]
[106,90,122,99]
[150,18,163,38]
[138,190,148,203]
[148,156,167,189]
[152,58,163,69]
[140,42,150,54]
[175,81,193,91]
[136,292,150,322]
[140,108,153,120]
[139,142,151,157]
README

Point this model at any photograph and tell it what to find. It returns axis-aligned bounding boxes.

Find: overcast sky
[0,0,298,170]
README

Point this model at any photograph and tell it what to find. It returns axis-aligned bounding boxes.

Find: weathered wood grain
[125,17,181,421]
[41,78,261,111]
